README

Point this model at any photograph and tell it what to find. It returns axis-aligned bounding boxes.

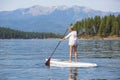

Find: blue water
[0,39,120,80]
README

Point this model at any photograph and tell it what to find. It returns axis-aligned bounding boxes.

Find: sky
[0,0,120,12]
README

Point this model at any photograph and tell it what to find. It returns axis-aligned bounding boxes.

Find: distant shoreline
[78,36,120,40]
[44,36,120,40]
[0,36,120,40]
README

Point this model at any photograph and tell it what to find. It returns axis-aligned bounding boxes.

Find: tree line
[0,27,62,39]
[0,14,120,39]
[73,14,120,38]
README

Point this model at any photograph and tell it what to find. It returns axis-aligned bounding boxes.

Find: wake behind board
[46,59,97,67]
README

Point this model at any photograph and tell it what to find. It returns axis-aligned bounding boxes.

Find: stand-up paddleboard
[46,59,97,67]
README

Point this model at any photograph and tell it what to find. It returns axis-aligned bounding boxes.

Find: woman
[63,26,78,62]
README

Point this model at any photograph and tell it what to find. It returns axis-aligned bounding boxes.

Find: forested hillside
[0,14,120,39]
[0,27,61,39]
[74,14,120,38]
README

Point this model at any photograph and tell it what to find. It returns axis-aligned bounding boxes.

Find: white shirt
[64,31,78,46]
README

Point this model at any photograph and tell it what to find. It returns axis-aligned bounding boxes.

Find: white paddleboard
[46,59,97,67]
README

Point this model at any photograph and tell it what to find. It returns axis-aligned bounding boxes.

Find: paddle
[45,29,68,66]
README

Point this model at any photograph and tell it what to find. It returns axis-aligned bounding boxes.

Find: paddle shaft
[49,41,61,58]
[49,29,68,58]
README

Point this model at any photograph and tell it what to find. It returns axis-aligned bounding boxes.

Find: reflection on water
[69,67,78,80]
[77,40,120,58]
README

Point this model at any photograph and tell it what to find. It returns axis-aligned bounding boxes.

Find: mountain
[0,5,119,33]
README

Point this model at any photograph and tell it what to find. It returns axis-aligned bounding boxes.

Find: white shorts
[69,40,78,46]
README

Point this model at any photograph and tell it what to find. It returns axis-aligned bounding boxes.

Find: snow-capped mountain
[0,5,119,33]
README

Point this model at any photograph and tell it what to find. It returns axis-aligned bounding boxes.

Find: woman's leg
[74,45,78,62]
[69,46,73,62]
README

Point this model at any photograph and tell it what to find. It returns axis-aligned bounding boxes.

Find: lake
[0,39,120,80]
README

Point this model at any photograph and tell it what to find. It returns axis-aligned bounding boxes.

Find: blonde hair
[69,26,74,31]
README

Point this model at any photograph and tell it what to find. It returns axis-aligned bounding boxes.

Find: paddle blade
[45,58,51,66]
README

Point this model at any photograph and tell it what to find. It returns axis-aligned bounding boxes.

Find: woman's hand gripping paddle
[45,29,68,66]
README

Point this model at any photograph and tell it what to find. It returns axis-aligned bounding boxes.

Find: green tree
[107,15,116,35]
[93,16,101,33]
[74,21,82,34]
[98,16,107,37]
[116,14,120,36]
[111,20,119,36]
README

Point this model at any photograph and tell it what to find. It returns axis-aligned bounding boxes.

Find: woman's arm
[64,32,72,39]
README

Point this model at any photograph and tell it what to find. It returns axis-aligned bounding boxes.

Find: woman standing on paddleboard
[63,26,78,62]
